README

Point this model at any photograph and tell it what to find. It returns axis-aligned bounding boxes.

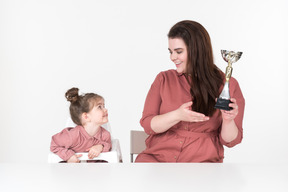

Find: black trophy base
[215,98,232,111]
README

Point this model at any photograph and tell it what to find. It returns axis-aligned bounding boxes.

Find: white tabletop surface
[0,163,287,192]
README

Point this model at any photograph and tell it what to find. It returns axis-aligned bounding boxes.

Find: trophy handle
[225,65,233,82]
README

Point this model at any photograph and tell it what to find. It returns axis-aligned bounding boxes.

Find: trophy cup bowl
[215,50,242,111]
[221,50,242,64]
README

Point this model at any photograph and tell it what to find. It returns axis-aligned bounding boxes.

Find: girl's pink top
[50,126,111,161]
[136,69,245,162]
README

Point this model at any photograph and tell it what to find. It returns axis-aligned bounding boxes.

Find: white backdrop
[0,0,287,163]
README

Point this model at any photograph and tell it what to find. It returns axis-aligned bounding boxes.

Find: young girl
[50,87,111,163]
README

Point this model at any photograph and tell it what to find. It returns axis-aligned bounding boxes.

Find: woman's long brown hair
[168,20,223,116]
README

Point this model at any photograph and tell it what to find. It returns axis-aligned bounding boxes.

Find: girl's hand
[177,101,209,122]
[220,98,238,121]
[86,144,104,159]
[67,154,82,163]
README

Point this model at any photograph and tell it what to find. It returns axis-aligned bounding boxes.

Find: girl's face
[168,38,188,74]
[86,99,108,126]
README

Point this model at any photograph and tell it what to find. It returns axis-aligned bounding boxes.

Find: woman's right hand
[150,101,210,134]
[176,101,209,122]
[67,154,82,163]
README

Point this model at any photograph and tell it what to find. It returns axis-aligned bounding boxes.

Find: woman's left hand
[86,144,104,159]
[220,98,238,121]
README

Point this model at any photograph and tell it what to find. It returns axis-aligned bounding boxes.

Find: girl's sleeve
[220,78,245,147]
[140,73,163,135]
[50,128,76,161]
[99,128,112,152]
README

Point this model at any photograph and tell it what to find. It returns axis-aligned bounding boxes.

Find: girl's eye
[98,105,105,109]
[177,51,182,54]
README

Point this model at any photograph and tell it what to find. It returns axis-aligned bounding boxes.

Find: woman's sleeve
[99,128,112,152]
[220,78,245,147]
[140,73,163,135]
[50,128,76,161]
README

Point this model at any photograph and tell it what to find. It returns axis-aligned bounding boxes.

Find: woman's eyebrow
[168,48,183,51]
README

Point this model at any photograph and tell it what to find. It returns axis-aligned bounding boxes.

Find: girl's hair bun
[65,87,79,103]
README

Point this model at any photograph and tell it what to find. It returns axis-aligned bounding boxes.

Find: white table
[0,163,287,192]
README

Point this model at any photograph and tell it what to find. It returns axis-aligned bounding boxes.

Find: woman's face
[168,38,188,74]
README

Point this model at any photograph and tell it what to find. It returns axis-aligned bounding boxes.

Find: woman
[135,20,245,163]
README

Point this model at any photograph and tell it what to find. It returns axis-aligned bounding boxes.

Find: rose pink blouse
[136,69,245,163]
[50,126,111,161]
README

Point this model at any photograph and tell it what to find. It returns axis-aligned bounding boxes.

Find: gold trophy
[215,50,242,111]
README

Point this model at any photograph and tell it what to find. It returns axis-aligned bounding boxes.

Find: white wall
[0,0,287,163]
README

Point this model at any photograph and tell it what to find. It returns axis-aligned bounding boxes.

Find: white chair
[130,130,149,163]
[48,139,122,163]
